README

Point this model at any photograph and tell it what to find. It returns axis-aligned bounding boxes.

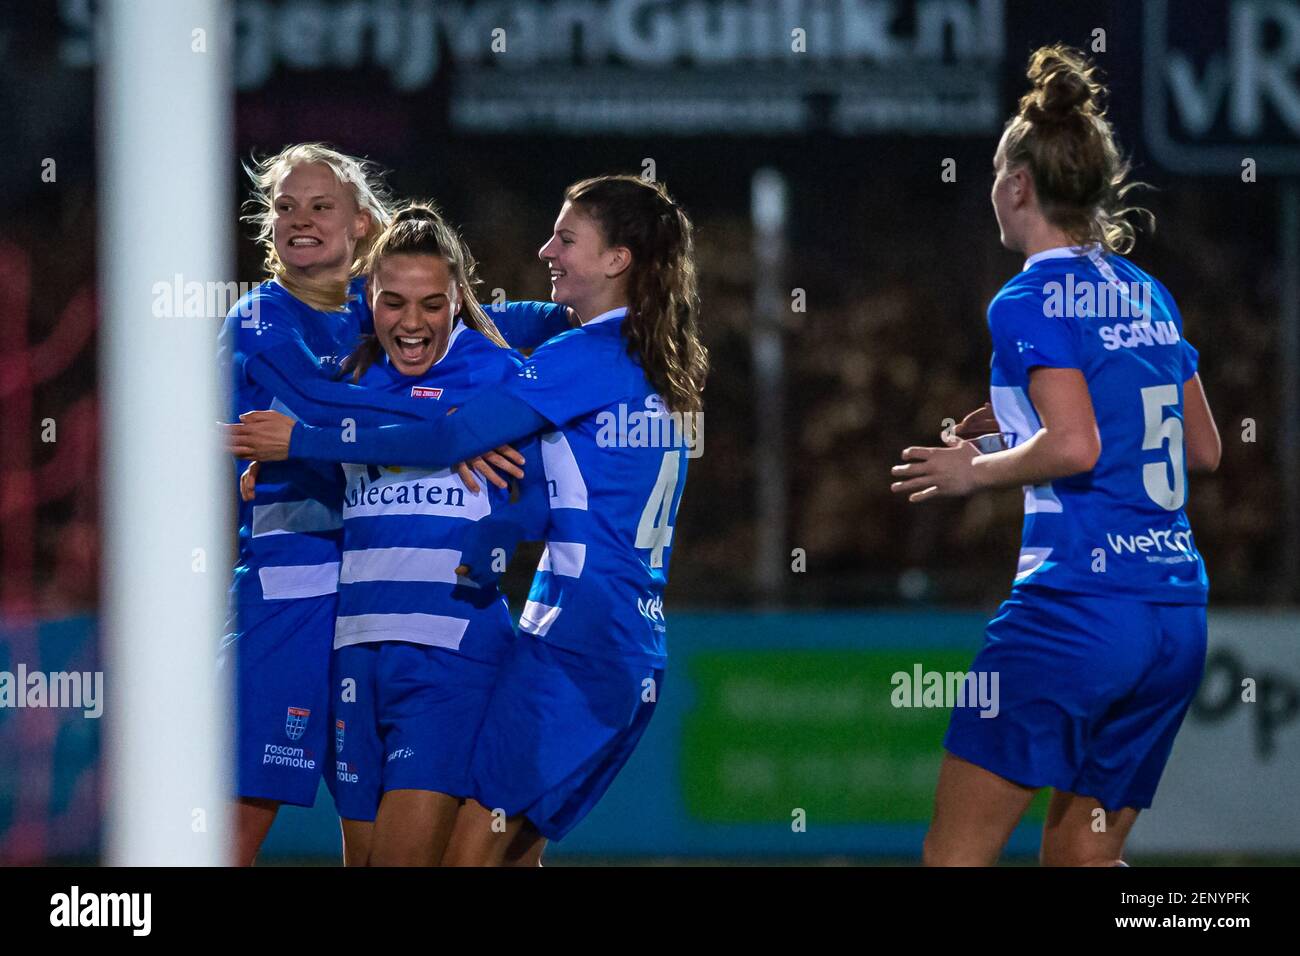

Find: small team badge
[285,706,310,741]
[410,385,443,400]
[335,719,345,754]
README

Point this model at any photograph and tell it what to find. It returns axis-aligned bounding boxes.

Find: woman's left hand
[227,410,296,462]
[890,441,982,503]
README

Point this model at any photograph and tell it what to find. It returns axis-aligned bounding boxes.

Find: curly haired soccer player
[890,46,1222,867]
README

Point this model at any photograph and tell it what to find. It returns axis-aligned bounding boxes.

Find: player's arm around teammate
[261,204,551,865]
[890,46,1220,867]
[231,176,707,866]
[223,148,542,865]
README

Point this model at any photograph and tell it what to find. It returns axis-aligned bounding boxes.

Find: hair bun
[1021,44,1100,125]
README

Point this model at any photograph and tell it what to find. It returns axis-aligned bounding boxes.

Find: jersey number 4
[1140,384,1186,511]
[636,451,680,568]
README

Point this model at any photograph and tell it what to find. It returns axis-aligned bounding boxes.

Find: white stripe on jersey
[539,431,588,511]
[258,562,340,599]
[334,612,469,650]
[1022,244,1097,271]
[518,600,562,636]
[538,541,586,578]
[252,499,344,537]
[990,385,1064,514]
[340,466,493,521]
[340,546,469,585]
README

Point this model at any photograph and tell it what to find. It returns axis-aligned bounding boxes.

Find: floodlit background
[1,0,1298,864]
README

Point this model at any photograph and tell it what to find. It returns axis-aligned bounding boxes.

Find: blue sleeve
[231,301,307,361]
[290,387,551,468]
[486,300,571,350]
[243,340,447,427]
[502,331,621,426]
[988,292,1081,382]
[220,295,310,405]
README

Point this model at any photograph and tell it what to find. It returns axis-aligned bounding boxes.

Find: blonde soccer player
[890,46,1222,867]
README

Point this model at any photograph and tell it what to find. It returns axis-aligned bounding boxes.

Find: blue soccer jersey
[504,307,692,664]
[219,291,567,608]
[986,245,1208,604]
[218,277,372,604]
[333,325,548,662]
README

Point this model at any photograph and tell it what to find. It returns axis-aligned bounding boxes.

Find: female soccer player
[229,174,708,866]
[218,143,392,866]
[219,144,566,865]
[889,46,1222,866]
[251,203,549,865]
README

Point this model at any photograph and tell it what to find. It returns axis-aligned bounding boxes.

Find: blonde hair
[1002,44,1152,255]
[343,202,508,382]
[241,143,392,310]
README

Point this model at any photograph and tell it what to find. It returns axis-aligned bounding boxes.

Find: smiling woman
[242,143,391,311]
[234,202,551,867]
[228,175,707,868]
[342,202,508,383]
[218,143,395,867]
[218,162,570,866]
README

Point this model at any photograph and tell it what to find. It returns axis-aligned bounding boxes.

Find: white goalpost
[98,0,234,865]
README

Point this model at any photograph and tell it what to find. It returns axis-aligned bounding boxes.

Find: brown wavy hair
[1001,44,1152,254]
[342,202,508,383]
[565,175,708,413]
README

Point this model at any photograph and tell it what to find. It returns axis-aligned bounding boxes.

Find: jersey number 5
[1140,384,1186,511]
[636,451,680,568]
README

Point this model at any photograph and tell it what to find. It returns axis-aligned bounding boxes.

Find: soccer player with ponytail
[219,145,567,865]
[266,203,549,866]
[890,46,1221,866]
[230,175,708,864]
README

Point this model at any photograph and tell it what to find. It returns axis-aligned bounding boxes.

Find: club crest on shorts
[285,706,310,741]
[335,719,345,754]
[410,385,443,400]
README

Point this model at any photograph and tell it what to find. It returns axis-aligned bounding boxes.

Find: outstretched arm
[242,338,525,490]
[488,301,574,350]
[244,339,437,427]
[229,387,552,470]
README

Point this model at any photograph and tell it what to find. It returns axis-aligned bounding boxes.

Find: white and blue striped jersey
[988,245,1208,604]
[335,325,548,662]
[218,277,369,605]
[504,307,692,664]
